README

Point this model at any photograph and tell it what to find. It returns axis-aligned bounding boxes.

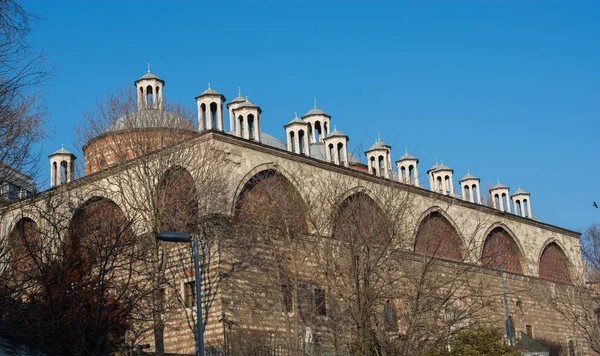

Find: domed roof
[200,88,220,95]
[231,96,246,103]
[285,117,307,126]
[50,145,74,156]
[261,132,287,150]
[107,109,195,132]
[459,172,478,182]
[512,187,529,196]
[490,181,508,190]
[235,100,259,109]
[326,129,347,138]
[304,108,327,117]
[427,162,452,173]
[397,150,417,162]
[139,73,159,80]
[366,140,389,151]
[230,87,246,104]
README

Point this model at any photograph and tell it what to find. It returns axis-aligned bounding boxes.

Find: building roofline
[5,130,581,239]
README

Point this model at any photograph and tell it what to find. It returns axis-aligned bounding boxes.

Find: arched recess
[414,209,464,262]
[68,197,134,262]
[481,226,525,275]
[156,166,199,233]
[332,192,390,244]
[234,168,308,234]
[539,240,572,284]
[9,217,41,272]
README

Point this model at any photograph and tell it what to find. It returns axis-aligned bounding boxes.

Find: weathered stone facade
[1,71,592,355]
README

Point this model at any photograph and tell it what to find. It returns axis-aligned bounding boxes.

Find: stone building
[0,70,592,355]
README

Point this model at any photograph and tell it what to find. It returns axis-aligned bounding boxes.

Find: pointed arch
[234,168,308,234]
[68,197,134,263]
[9,217,41,272]
[481,225,525,275]
[332,191,390,244]
[156,166,199,233]
[539,240,572,284]
[414,208,464,262]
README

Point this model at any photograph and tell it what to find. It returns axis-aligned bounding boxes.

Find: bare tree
[530,224,600,354]
[0,0,49,190]
[0,187,153,355]
[75,88,233,355]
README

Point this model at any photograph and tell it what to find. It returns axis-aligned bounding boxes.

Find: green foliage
[422,327,520,356]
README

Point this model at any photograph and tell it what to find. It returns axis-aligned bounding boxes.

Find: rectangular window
[282,284,293,313]
[184,281,195,308]
[314,288,326,316]
[526,325,533,337]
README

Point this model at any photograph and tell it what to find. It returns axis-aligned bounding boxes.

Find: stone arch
[9,217,41,272]
[413,207,464,262]
[234,167,308,234]
[68,196,134,262]
[332,191,390,244]
[539,239,572,284]
[232,163,307,215]
[481,225,526,275]
[156,166,199,233]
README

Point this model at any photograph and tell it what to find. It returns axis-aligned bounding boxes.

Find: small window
[120,153,127,161]
[383,300,398,331]
[314,288,326,316]
[282,284,293,313]
[184,281,196,308]
[526,324,533,337]
[100,159,107,167]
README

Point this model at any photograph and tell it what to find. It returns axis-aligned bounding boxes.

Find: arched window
[494,194,500,209]
[157,167,199,233]
[235,169,307,234]
[289,131,296,152]
[332,192,390,244]
[323,122,328,138]
[60,161,68,184]
[248,114,255,140]
[9,218,41,272]
[414,211,463,262]
[408,165,414,184]
[471,184,478,202]
[444,176,450,194]
[210,102,218,129]
[401,166,407,183]
[523,199,529,218]
[515,200,522,216]
[328,143,335,162]
[146,85,154,108]
[481,227,523,274]
[314,121,322,142]
[52,161,57,185]
[337,142,344,165]
[370,157,376,175]
[436,176,442,192]
[378,156,385,177]
[68,197,133,263]
[502,193,509,212]
[464,185,471,201]
[201,103,208,129]
[539,242,571,283]
[298,130,305,154]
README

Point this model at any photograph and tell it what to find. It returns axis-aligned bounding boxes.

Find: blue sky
[26,1,599,232]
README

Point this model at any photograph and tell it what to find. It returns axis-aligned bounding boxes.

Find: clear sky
[25,0,599,232]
